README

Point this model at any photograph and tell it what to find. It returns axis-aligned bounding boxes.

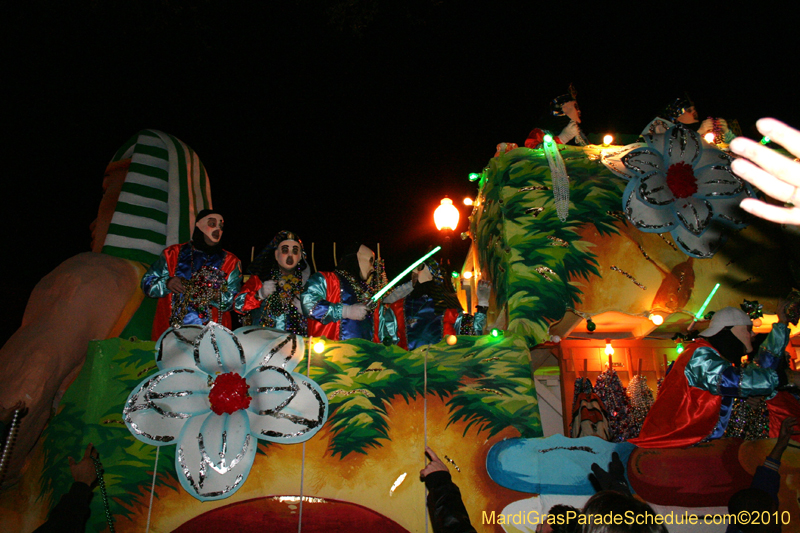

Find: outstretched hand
[69,444,99,488]
[779,417,800,441]
[730,118,800,225]
[420,446,449,480]
[589,452,631,496]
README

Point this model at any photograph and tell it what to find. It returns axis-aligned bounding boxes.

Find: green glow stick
[371,246,442,302]
[694,283,721,320]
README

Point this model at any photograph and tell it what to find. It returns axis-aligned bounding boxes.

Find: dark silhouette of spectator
[33,444,98,533]
[726,416,799,533]
[419,446,476,533]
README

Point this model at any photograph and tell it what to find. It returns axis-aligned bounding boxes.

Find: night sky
[5,2,798,344]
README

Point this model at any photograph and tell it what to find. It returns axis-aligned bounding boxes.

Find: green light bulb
[468,172,480,181]
[676,343,684,354]
[491,329,500,337]
[760,136,771,145]
[451,271,459,278]
[543,134,554,144]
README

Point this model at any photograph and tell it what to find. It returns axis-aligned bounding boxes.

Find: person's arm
[730,118,800,225]
[755,305,792,370]
[685,347,780,397]
[376,303,399,345]
[34,444,98,533]
[383,281,413,304]
[215,260,242,312]
[750,417,799,502]
[140,252,172,298]
[301,273,342,323]
[420,447,476,533]
[233,275,266,314]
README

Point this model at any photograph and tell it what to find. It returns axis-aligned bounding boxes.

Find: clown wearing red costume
[631,305,800,448]
[234,230,309,336]
[141,209,242,340]
[301,242,392,342]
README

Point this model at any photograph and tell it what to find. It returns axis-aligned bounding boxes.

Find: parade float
[1,123,799,533]
[0,130,542,532]
[459,125,800,531]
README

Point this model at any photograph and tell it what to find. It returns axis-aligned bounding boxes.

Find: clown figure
[631,304,800,448]
[646,93,736,143]
[235,230,310,335]
[141,209,242,339]
[524,84,589,149]
[383,259,488,350]
[301,242,392,342]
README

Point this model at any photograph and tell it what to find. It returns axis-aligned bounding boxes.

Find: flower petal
[193,322,247,376]
[622,148,666,179]
[671,223,726,259]
[636,171,674,206]
[601,143,646,180]
[694,164,745,198]
[247,367,328,444]
[157,326,205,370]
[673,197,713,235]
[236,326,305,375]
[661,126,702,167]
[640,118,673,140]
[175,410,256,501]
[695,143,731,169]
[623,180,676,232]
[709,195,751,227]
[124,368,211,445]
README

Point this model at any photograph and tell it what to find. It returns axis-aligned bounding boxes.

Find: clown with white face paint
[141,209,242,339]
[524,84,589,149]
[301,242,392,342]
[644,93,735,143]
[235,231,310,335]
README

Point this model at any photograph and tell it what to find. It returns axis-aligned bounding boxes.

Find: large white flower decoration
[123,323,328,501]
[602,125,756,258]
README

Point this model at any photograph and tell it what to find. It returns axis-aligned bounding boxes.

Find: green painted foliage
[472,147,628,347]
[314,334,542,458]
[40,338,176,533]
[39,330,540,529]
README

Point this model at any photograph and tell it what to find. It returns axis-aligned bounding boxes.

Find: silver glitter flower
[602,125,755,258]
[123,323,328,501]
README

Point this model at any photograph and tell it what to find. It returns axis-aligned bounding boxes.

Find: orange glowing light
[434,197,460,231]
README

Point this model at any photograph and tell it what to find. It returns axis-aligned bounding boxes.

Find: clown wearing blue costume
[141,209,242,339]
[383,259,488,350]
[301,242,395,342]
[631,304,800,448]
[235,230,310,336]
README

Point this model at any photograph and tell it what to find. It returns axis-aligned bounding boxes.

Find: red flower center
[208,372,251,415]
[665,161,698,199]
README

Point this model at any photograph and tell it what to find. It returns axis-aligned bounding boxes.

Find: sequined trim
[178,445,245,497]
[123,368,202,442]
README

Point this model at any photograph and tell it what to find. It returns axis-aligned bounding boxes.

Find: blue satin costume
[403,293,486,350]
[301,272,395,342]
[686,322,790,439]
[141,243,242,327]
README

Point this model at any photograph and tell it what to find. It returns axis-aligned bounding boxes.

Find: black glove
[589,452,631,496]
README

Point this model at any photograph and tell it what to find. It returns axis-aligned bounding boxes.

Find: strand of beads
[92,455,115,532]
[0,409,21,485]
